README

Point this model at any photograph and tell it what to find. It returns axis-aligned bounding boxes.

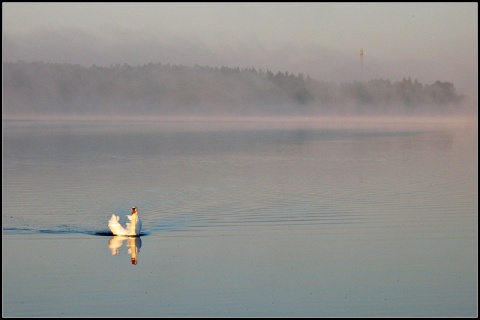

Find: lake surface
[2,117,477,317]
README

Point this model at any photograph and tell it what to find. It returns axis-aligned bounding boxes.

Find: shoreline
[3,113,475,125]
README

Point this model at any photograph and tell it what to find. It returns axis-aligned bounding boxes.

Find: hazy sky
[3,2,478,98]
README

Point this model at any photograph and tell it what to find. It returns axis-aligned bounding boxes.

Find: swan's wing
[108,214,128,235]
[109,224,128,236]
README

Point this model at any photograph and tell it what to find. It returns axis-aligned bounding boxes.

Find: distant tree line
[3,61,466,116]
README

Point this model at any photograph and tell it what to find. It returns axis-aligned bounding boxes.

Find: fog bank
[3,61,470,119]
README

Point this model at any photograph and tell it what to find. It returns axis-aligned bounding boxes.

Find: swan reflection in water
[108,236,142,265]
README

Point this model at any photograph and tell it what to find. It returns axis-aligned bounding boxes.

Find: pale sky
[2,2,478,99]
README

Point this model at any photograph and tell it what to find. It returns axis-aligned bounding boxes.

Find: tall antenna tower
[359,48,365,81]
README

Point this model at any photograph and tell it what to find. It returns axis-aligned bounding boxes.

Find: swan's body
[108,213,142,236]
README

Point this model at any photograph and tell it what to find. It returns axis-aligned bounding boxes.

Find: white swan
[108,206,142,236]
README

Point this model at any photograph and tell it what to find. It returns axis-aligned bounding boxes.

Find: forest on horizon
[3,61,468,117]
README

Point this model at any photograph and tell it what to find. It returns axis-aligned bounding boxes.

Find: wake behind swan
[108,206,142,236]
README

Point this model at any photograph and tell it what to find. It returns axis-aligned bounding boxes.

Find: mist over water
[3,61,473,120]
[3,116,477,317]
[3,3,477,316]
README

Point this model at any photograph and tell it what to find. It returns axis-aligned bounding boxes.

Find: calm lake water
[2,117,477,317]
